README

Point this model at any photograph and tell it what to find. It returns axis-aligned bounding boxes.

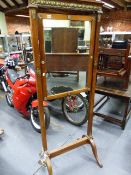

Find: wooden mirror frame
[29,1,103,174]
[37,13,96,99]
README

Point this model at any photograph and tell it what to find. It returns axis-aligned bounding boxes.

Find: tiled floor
[0,90,131,175]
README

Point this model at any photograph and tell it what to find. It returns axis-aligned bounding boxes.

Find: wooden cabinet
[52,28,78,53]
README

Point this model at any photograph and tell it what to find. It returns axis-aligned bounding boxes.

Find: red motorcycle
[5,60,50,132]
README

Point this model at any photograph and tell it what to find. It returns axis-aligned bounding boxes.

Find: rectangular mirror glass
[39,14,92,97]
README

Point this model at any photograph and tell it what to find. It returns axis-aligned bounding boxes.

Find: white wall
[0,12,7,34]
[84,21,91,41]
[43,19,91,41]
[43,19,70,29]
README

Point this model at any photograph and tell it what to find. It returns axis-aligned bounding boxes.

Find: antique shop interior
[0,0,131,175]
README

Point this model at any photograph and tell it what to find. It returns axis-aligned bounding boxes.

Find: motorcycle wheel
[6,91,14,107]
[0,80,7,92]
[30,107,50,133]
[62,94,88,126]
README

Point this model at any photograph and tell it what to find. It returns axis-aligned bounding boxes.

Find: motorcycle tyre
[30,107,50,133]
[6,93,14,107]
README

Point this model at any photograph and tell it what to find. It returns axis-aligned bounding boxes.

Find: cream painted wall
[43,19,91,41]
[84,21,91,42]
[43,19,70,28]
[0,12,7,34]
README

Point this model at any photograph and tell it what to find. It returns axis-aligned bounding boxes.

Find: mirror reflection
[42,16,91,96]
[43,19,91,54]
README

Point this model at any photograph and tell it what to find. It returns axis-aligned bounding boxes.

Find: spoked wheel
[5,87,14,107]
[30,107,50,133]
[62,94,88,126]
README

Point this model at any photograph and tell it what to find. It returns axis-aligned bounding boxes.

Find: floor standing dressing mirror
[29,0,103,174]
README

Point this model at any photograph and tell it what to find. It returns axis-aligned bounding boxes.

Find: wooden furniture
[95,75,131,129]
[95,52,131,129]
[45,53,89,71]
[51,28,79,80]
[45,53,89,81]
[97,46,130,89]
[29,0,103,174]
[52,28,78,53]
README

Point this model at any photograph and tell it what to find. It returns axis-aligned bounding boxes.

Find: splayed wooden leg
[46,156,53,175]
[88,136,103,168]
[39,152,53,175]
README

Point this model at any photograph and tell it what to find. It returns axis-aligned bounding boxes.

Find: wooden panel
[39,13,94,21]
[44,53,89,71]
[52,28,78,53]
[99,48,126,56]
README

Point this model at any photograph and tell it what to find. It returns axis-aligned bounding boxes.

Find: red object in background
[32,100,48,108]
[5,63,46,117]
[5,66,36,117]
[4,62,50,132]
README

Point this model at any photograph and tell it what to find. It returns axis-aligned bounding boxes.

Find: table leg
[121,98,130,130]
[77,71,79,82]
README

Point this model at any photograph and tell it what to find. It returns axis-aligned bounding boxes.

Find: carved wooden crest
[29,0,102,13]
